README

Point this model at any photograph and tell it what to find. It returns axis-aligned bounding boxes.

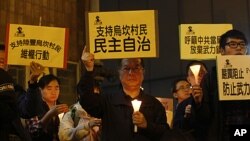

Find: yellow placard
[86,10,159,59]
[179,24,233,60]
[217,55,250,101]
[5,24,69,68]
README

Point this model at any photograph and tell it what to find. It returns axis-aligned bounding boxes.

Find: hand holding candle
[131,99,142,132]
[190,65,201,85]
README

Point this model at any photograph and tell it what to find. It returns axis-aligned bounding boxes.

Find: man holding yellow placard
[201,29,250,141]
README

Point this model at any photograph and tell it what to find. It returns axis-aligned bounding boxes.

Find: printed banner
[5,24,69,68]
[86,10,159,59]
[217,55,250,101]
[179,24,232,60]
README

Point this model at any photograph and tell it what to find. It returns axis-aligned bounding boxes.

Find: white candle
[131,99,142,132]
[58,113,64,122]
[190,64,201,85]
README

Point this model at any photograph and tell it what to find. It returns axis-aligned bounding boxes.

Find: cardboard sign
[217,55,250,100]
[179,24,232,60]
[86,10,159,59]
[5,24,69,68]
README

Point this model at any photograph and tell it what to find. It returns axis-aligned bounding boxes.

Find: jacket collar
[112,89,143,106]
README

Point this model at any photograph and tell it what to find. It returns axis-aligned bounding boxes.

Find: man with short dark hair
[77,48,169,141]
[201,29,250,141]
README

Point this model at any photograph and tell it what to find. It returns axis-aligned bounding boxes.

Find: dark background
[0,0,250,104]
[98,0,250,98]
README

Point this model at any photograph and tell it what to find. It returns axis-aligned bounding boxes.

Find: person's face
[187,64,207,86]
[119,58,144,90]
[0,50,8,70]
[220,38,248,55]
[40,80,60,104]
[174,80,191,103]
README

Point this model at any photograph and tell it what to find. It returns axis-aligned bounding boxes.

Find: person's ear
[39,87,43,94]
[143,69,145,75]
[173,93,178,98]
[187,76,190,83]
[220,48,225,55]
[245,48,248,55]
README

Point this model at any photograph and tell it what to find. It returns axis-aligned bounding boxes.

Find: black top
[202,66,250,141]
[173,96,194,131]
[78,71,169,141]
[0,83,35,141]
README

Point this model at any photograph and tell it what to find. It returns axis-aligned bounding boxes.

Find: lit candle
[58,113,64,122]
[131,99,142,132]
[190,64,201,85]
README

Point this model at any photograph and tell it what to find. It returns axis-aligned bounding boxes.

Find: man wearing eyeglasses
[77,47,169,141]
[201,29,250,141]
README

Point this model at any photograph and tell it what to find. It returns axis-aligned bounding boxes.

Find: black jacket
[0,94,32,141]
[173,95,209,141]
[16,83,42,118]
[202,66,250,141]
[173,97,194,131]
[78,71,169,141]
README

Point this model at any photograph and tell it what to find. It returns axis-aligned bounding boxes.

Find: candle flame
[190,64,201,85]
[58,113,64,122]
[131,99,142,112]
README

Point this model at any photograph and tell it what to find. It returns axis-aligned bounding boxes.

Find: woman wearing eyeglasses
[172,79,193,129]
[171,79,199,141]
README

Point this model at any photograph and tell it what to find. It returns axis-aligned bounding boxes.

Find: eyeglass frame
[119,65,144,73]
[225,41,248,49]
[176,85,192,91]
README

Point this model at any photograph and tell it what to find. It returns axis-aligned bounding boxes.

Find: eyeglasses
[226,42,247,49]
[176,85,192,91]
[120,66,143,73]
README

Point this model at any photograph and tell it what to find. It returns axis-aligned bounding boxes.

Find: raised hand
[81,47,94,71]
[30,61,45,83]
[41,104,69,127]
[88,118,102,128]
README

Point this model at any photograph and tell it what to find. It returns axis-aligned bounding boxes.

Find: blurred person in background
[59,80,102,141]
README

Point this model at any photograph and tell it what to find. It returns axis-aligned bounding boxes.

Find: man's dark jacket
[78,71,169,141]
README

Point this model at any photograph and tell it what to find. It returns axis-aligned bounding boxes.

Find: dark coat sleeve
[199,67,217,122]
[77,71,103,118]
[140,96,169,140]
[16,83,42,118]
[195,68,217,140]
